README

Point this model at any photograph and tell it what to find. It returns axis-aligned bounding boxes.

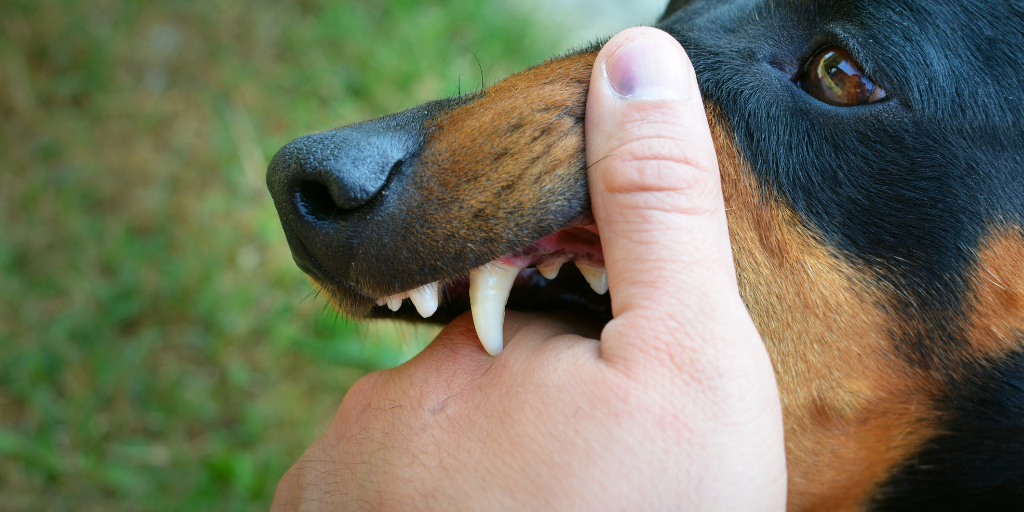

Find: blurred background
[0,0,665,510]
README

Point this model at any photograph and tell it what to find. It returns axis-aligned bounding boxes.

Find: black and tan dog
[266,0,1024,510]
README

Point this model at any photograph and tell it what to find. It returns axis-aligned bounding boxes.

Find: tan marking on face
[405,51,599,266]
[963,228,1024,359]
[708,111,942,512]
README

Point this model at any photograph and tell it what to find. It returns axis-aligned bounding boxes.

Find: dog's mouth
[366,220,610,355]
[267,50,601,356]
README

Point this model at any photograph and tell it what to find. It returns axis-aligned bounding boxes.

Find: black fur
[872,347,1024,510]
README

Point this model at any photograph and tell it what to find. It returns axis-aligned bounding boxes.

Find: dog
[265,0,1024,509]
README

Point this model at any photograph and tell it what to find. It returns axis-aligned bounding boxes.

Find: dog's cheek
[708,108,944,511]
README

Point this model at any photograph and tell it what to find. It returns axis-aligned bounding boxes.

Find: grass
[0,0,564,509]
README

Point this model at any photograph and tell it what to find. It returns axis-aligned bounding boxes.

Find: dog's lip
[369,262,613,326]
[291,237,386,307]
[293,238,345,288]
[370,215,603,303]
[366,219,610,324]
[380,218,605,301]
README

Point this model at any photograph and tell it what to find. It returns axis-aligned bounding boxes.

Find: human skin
[271,27,787,511]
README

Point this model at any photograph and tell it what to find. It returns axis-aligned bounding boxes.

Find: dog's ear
[661,0,696,21]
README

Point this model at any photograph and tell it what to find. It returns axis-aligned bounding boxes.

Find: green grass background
[0,0,565,509]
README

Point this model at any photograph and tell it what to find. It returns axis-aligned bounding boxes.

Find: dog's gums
[374,224,606,355]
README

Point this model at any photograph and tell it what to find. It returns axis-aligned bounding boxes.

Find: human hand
[271,27,786,511]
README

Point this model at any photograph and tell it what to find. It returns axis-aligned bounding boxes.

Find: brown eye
[799,47,887,106]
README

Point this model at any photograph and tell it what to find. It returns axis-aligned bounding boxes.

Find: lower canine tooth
[469,263,521,356]
[408,282,440,318]
[575,263,608,295]
[537,262,562,279]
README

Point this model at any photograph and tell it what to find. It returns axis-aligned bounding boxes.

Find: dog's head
[267,0,1024,509]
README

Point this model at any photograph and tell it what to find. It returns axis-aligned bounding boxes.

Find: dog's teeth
[469,262,521,356]
[386,292,407,312]
[575,263,608,295]
[376,297,386,306]
[537,262,562,280]
[409,282,440,318]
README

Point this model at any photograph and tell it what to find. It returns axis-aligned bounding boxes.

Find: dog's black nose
[266,107,432,287]
[266,111,427,222]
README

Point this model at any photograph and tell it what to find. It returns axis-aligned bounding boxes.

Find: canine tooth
[469,263,521,356]
[376,297,386,306]
[537,262,562,279]
[409,282,440,318]
[575,263,608,295]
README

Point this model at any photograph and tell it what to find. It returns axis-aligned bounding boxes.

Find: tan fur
[403,52,599,267]
[963,228,1024,359]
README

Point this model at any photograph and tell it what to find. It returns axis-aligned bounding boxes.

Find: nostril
[268,109,427,226]
[295,181,343,223]
[293,156,406,223]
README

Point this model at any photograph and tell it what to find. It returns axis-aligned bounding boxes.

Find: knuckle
[422,313,488,358]
[605,152,703,193]
[592,98,720,204]
[346,369,387,401]
[599,153,720,217]
[335,370,388,422]
[599,130,717,191]
[619,130,691,164]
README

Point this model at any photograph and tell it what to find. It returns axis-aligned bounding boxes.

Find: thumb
[585,27,752,365]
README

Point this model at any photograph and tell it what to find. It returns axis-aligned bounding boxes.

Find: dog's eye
[798,47,886,106]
